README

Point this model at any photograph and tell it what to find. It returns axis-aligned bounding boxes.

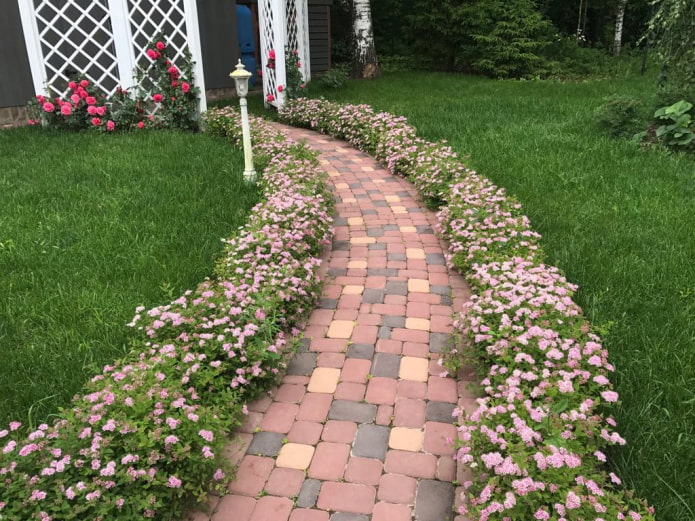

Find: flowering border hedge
[279,98,654,521]
[0,108,333,521]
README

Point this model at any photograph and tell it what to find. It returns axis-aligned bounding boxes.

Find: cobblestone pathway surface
[196,125,476,521]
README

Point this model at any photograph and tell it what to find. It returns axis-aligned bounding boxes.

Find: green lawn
[303,71,695,521]
[0,128,257,428]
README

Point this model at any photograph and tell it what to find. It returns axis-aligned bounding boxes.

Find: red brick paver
[190,125,478,521]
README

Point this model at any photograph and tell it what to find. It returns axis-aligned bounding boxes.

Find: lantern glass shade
[230,60,252,97]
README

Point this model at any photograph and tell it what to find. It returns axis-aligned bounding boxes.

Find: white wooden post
[182,0,207,113]
[107,0,137,89]
[17,1,47,96]
[258,0,287,108]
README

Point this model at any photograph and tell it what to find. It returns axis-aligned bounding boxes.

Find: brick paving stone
[329,515,369,521]
[377,474,418,504]
[402,341,430,358]
[287,421,324,445]
[317,482,376,514]
[437,455,457,482]
[394,398,427,428]
[371,353,401,378]
[327,320,355,339]
[317,352,346,368]
[248,395,273,413]
[375,404,394,426]
[426,401,458,423]
[389,427,423,452]
[429,333,451,354]
[297,393,333,422]
[296,479,322,508]
[399,357,430,382]
[250,496,294,521]
[398,380,428,399]
[353,424,390,460]
[345,457,383,485]
[427,376,459,403]
[334,381,367,401]
[227,433,253,466]
[385,280,408,296]
[377,325,392,339]
[405,317,431,331]
[381,315,406,328]
[214,495,256,521]
[415,480,455,521]
[373,502,411,521]
[340,359,372,383]
[384,450,437,479]
[287,353,318,376]
[259,403,299,433]
[322,420,358,443]
[365,377,398,405]
[362,288,385,303]
[276,443,315,470]
[392,328,430,344]
[308,367,341,393]
[265,467,305,497]
[289,509,330,521]
[228,456,274,496]
[308,442,351,480]
[310,338,348,353]
[328,400,377,423]
[423,422,457,456]
[346,343,375,360]
[240,411,264,434]
[351,324,378,344]
[247,432,285,457]
[275,383,306,403]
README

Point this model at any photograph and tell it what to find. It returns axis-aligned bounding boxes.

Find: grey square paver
[430,285,451,296]
[367,268,398,277]
[353,424,389,460]
[439,295,453,306]
[416,225,435,234]
[371,353,400,378]
[415,480,455,521]
[382,315,405,328]
[368,243,386,250]
[377,326,392,339]
[297,478,322,508]
[318,298,338,310]
[362,289,385,304]
[387,253,407,262]
[329,400,377,423]
[347,343,375,360]
[426,401,457,424]
[367,228,384,237]
[426,254,446,265]
[287,352,317,376]
[429,333,452,353]
[328,267,348,277]
[332,241,350,251]
[247,432,285,457]
[330,515,369,521]
[385,281,407,296]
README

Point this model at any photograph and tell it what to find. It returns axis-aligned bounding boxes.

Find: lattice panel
[32,0,120,97]
[286,0,299,55]
[128,0,189,96]
[259,0,279,107]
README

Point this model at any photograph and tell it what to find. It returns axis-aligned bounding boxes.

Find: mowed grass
[0,128,257,428]
[307,71,695,520]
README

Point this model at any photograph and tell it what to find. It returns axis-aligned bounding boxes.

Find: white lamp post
[229,60,256,182]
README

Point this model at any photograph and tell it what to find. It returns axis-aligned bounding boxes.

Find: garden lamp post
[230,60,256,182]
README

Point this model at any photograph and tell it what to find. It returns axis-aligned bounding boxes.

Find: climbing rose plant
[27,35,200,132]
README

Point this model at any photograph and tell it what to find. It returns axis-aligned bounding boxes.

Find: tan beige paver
[406,248,426,259]
[326,320,354,339]
[389,427,424,451]
[307,367,341,393]
[399,356,430,382]
[275,443,315,470]
[408,279,430,293]
[405,317,430,331]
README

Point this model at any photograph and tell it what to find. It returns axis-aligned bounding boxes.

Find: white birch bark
[350,0,379,78]
[613,0,628,56]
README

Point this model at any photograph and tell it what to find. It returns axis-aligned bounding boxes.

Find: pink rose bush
[279,98,654,521]
[27,35,199,132]
[0,109,333,520]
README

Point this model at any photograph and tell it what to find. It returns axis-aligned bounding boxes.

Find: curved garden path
[195,125,477,521]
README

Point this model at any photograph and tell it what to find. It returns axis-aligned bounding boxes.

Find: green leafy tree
[646,0,695,87]
[469,0,557,78]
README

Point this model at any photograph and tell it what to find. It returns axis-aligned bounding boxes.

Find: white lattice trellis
[258,0,310,108]
[17,0,206,113]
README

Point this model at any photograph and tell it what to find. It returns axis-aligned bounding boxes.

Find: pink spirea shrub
[0,108,333,520]
[279,98,654,521]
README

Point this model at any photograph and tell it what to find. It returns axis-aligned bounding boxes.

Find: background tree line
[334,0,692,89]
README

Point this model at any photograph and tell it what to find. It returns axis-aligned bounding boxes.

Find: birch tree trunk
[613,0,628,55]
[349,0,379,79]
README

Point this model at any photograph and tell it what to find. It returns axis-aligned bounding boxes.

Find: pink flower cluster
[279,98,655,521]
[0,108,333,521]
[34,80,115,131]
